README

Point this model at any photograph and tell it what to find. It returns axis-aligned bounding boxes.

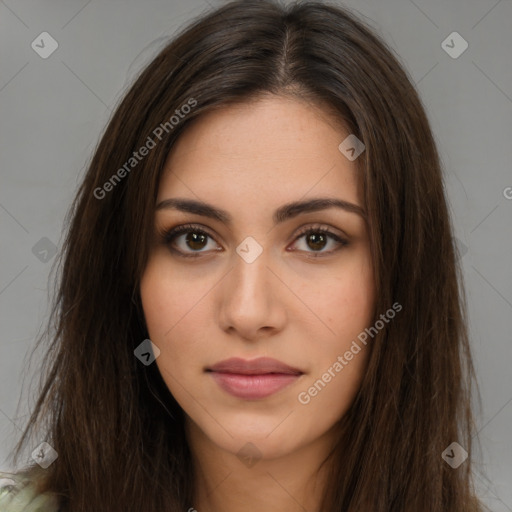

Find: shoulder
[0,470,60,512]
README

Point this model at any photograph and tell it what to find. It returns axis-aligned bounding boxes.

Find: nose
[218,247,287,342]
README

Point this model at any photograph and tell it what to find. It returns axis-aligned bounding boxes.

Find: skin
[140,95,375,512]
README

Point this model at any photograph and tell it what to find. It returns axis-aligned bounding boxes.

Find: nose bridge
[229,239,272,303]
[218,238,285,338]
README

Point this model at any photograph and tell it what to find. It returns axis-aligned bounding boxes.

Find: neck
[185,419,338,512]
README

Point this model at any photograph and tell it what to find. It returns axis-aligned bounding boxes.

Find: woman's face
[140,95,375,460]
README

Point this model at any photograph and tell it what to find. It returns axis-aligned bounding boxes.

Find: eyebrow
[155,197,366,225]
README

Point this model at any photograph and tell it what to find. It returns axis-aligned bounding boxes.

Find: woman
[0,0,485,510]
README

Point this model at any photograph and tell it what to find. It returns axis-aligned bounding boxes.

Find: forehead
[157,95,362,208]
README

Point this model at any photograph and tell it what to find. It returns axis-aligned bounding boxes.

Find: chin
[192,411,315,462]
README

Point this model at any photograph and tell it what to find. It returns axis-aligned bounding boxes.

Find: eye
[157,223,348,258]
[158,223,220,258]
[289,225,348,257]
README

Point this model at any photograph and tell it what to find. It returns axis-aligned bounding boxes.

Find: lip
[207,357,302,375]
[206,357,303,400]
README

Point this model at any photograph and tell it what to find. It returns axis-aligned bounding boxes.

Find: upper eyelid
[165,222,346,238]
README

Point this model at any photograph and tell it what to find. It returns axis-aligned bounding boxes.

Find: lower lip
[209,372,301,400]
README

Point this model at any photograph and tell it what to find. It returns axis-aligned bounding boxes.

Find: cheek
[297,255,374,409]
[139,257,210,390]
[312,255,375,340]
[298,290,373,425]
[140,255,203,339]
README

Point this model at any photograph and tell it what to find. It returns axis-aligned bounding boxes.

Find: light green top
[0,471,60,512]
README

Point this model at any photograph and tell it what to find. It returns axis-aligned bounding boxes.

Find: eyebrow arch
[156,197,366,225]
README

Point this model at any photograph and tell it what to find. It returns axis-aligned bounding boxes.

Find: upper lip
[206,357,303,375]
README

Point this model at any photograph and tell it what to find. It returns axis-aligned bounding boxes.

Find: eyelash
[157,223,349,259]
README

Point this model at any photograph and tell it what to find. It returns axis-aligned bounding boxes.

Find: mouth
[205,357,304,400]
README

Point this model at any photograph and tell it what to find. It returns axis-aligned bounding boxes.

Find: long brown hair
[11,1,484,510]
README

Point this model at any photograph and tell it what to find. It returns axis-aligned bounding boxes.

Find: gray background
[1,0,511,509]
